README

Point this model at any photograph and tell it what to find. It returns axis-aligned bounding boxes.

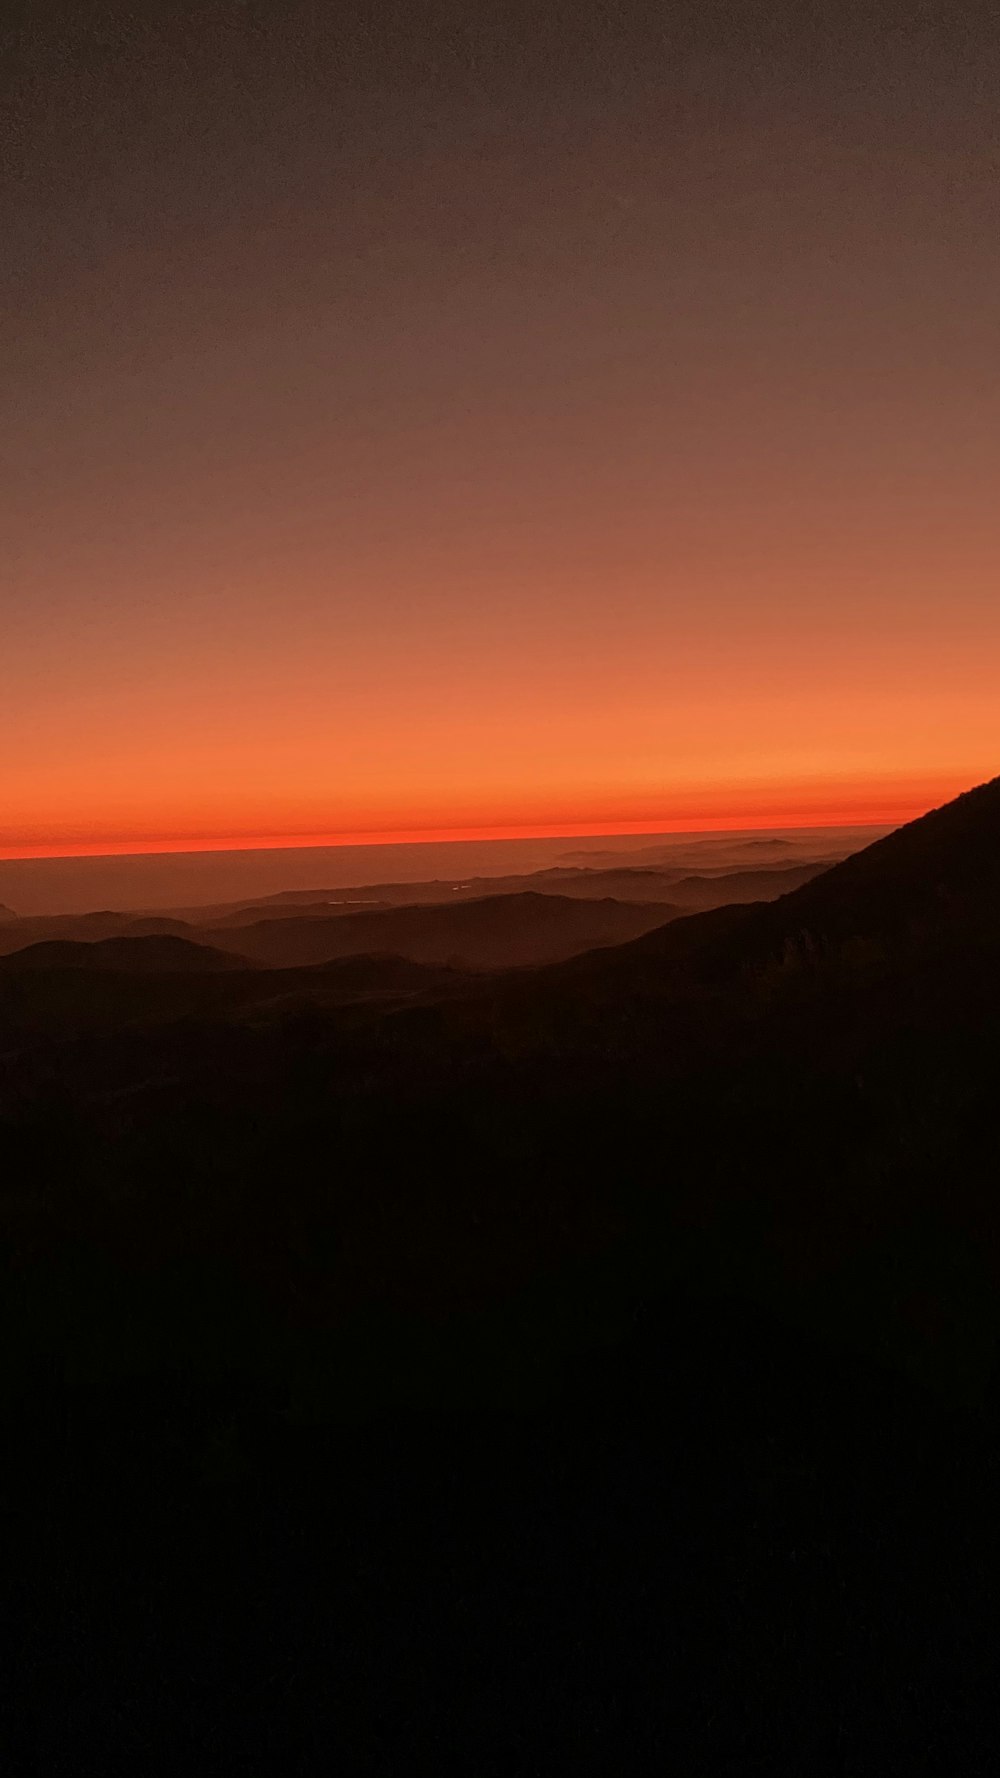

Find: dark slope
[1,781,999,1773]
[0,935,248,973]
[557,774,1000,995]
[771,772,1000,934]
[306,954,464,992]
[0,951,466,1045]
[200,891,676,970]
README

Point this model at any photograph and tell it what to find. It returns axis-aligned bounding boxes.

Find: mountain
[557,775,1000,996]
[198,891,678,970]
[766,773,1000,942]
[0,910,194,956]
[1,779,998,1772]
[205,867,691,919]
[661,862,827,907]
[0,934,248,973]
[173,854,855,926]
[0,859,835,946]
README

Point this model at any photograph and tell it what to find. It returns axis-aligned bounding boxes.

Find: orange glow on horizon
[6,9,1000,888]
[0,772,975,862]
[8,526,997,869]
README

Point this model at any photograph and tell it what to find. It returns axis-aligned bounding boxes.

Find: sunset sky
[4,0,998,859]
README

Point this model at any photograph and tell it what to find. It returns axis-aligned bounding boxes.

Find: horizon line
[0,811,911,866]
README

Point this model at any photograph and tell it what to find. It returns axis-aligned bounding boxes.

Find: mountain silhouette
[0,934,248,973]
[199,890,677,970]
[0,910,195,955]
[662,862,826,907]
[767,772,1000,939]
[2,777,999,1772]
[206,867,694,918]
[562,775,1000,993]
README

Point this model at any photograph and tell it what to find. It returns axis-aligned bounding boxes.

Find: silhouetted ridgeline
[197,890,675,969]
[0,780,998,1770]
[0,889,674,969]
[0,934,249,973]
[0,855,852,956]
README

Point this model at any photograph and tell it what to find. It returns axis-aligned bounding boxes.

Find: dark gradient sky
[4,0,998,856]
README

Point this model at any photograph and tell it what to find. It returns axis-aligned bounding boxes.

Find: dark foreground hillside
[1,780,999,1771]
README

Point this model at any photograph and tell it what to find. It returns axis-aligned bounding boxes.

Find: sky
[3,0,998,860]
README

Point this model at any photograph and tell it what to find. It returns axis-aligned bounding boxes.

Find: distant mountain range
[562,773,1000,994]
[197,891,675,970]
[0,855,851,965]
[2,776,999,1773]
[207,858,832,918]
[1,783,995,1033]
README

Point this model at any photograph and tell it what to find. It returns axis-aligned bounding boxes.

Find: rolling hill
[1,778,998,1772]
[196,890,678,970]
[0,911,195,956]
[0,934,248,973]
[205,857,833,921]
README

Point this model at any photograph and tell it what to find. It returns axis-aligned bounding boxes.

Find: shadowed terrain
[0,857,841,955]
[1,782,999,1771]
[194,889,676,969]
[0,934,248,973]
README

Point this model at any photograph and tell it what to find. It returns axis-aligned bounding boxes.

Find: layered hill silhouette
[767,772,1000,938]
[0,778,996,1397]
[194,890,677,970]
[0,885,679,966]
[561,773,1000,995]
[0,856,851,960]
[2,779,999,1771]
[204,857,832,921]
[656,861,826,908]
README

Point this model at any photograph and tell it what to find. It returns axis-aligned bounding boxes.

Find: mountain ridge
[0,934,249,974]
[556,775,1000,991]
